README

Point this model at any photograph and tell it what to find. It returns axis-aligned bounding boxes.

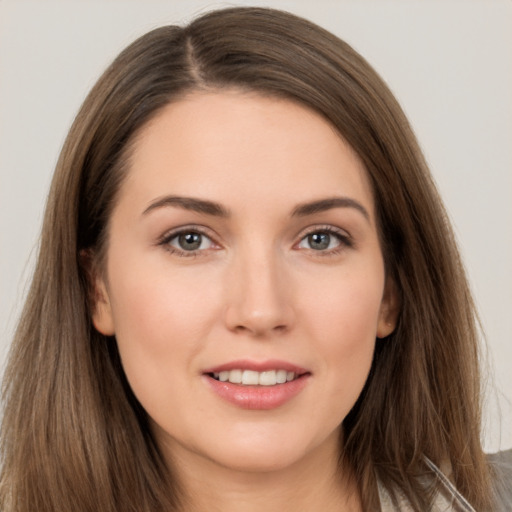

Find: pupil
[309,232,330,250]
[179,232,202,250]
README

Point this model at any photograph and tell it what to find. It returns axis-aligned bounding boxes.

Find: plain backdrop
[0,0,511,451]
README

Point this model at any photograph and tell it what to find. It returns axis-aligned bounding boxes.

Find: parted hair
[0,7,492,511]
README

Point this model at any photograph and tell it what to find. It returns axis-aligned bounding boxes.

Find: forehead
[121,90,375,219]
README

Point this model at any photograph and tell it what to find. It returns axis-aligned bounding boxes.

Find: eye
[297,228,351,252]
[162,229,216,254]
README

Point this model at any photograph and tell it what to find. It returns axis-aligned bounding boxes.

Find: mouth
[202,362,310,410]
[207,369,303,386]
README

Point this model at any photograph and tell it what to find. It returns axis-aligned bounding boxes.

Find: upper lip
[202,359,309,375]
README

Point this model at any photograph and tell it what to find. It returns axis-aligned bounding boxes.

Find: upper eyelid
[157,226,221,258]
[297,224,351,239]
[294,225,354,252]
[156,223,352,249]
[158,224,218,243]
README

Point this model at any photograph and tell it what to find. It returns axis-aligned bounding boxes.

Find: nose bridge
[224,241,293,335]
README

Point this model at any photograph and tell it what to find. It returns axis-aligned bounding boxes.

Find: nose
[224,248,295,337]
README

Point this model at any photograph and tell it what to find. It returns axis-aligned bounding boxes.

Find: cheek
[300,268,384,406]
[302,265,385,345]
[109,253,221,336]
[105,257,223,400]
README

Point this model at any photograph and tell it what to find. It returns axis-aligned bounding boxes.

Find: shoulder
[378,452,512,512]
[487,449,512,511]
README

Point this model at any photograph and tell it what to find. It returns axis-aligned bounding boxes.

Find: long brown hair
[0,7,492,511]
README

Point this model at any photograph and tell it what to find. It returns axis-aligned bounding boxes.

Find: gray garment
[378,449,512,511]
[489,449,512,512]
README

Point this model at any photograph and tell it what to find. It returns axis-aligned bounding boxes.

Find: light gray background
[1,0,511,451]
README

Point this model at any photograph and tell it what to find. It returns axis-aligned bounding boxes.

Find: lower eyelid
[157,226,352,255]
[157,228,218,255]
[297,227,352,247]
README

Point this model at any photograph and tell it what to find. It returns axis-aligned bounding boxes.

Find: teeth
[259,370,276,386]
[242,370,260,385]
[211,369,298,386]
[276,369,287,383]
[228,369,242,384]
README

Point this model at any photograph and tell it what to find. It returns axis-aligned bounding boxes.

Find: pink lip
[202,359,311,410]
[203,359,308,375]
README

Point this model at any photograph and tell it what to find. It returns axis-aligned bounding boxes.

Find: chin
[196,423,340,476]
[207,443,310,474]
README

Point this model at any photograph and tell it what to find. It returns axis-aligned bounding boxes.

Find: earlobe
[80,250,115,336]
[376,277,400,339]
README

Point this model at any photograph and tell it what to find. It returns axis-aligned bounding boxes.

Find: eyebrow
[292,197,370,221]
[142,196,230,217]
[142,195,370,221]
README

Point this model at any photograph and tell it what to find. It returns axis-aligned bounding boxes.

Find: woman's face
[92,90,397,474]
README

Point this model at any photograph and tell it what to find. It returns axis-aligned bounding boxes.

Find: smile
[203,361,311,410]
[211,369,298,386]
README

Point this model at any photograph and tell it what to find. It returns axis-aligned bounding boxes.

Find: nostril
[232,322,288,336]
[223,280,295,335]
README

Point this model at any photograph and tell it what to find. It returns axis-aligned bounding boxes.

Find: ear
[376,276,400,339]
[80,250,115,336]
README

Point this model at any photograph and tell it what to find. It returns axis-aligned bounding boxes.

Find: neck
[167,431,362,512]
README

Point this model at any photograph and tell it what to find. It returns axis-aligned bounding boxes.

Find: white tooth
[228,369,243,384]
[213,372,220,379]
[259,370,277,386]
[276,369,287,384]
[286,371,295,382]
[219,371,229,382]
[242,370,259,385]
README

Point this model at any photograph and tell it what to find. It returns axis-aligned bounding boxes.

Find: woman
[0,7,509,511]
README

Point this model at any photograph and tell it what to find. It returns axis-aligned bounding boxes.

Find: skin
[92,90,398,512]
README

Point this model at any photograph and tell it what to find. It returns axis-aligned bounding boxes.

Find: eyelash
[157,225,217,258]
[157,225,353,258]
[297,225,353,256]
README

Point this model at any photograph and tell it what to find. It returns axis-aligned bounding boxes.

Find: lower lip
[203,374,310,410]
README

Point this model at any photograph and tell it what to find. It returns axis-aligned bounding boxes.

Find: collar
[377,458,476,512]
